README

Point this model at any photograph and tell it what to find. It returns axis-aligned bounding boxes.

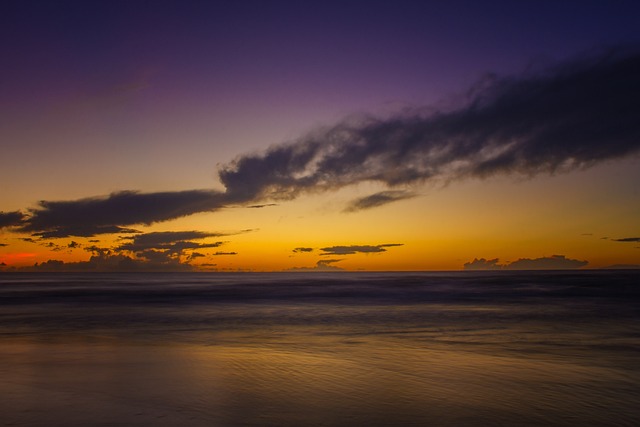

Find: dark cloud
[0,243,7,247]
[505,255,588,270]
[188,252,206,260]
[84,245,111,256]
[601,264,640,269]
[246,203,278,209]
[117,231,225,251]
[317,259,343,266]
[8,46,640,241]
[464,255,588,270]
[320,243,403,255]
[289,258,345,272]
[345,190,416,212]
[463,258,502,270]
[293,247,314,253]
[20,190,225,237]
[137,249,177,264]
[219,46,640,204]
[21,253,195,272]
[13,230,238,271]
[117,231,227,264]
[613,237,640,242]
[44,241,63,251]
[0,211,25,228]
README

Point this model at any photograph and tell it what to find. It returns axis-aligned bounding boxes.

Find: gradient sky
[1,0,639,271]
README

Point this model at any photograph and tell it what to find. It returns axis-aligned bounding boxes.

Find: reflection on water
[0,272,638,426]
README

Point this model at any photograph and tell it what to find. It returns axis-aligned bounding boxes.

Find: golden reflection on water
[1,332,637,427]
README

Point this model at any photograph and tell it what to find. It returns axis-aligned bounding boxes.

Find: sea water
[0,271,638,426]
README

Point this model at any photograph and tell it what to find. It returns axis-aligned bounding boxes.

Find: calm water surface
[0,271,638,426]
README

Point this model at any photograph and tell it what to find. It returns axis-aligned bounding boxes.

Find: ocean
[0,271,638,426]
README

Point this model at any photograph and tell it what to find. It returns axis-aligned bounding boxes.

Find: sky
[1,0,639,271]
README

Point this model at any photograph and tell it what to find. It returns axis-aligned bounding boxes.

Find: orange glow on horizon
[0,252,38,266]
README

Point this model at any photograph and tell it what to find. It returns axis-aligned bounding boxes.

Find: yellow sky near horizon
[2,157,638,271]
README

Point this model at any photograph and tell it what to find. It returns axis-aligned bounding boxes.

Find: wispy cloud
[320,244,403,255]
[220,46,640,203]
[7,46,640,240]
[613,237,640,242]
[345,190,416,212]
[246,203,278,209]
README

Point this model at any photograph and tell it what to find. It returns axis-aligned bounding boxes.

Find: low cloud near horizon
[289,258,345,272]
[464,255,588,270]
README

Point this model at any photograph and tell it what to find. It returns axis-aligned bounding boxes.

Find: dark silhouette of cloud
[117,231,226,251]
[613,237,640,242]
[345,190,416,212]
[20,190,225,237]
[44,241,63,251]
[0,211,25,228]
[219,46,640,203]
[464,258,502,270]
[289,258,345,271]
[5,230,241,271]
[188,252,206,260]
[246,203,278,208]
[505,255,588,270]
[317,259,343,266]
[602,264,640,269]
[464,255,588,270]
[7,46,640,241]
[84,245,111,256]
[293,247,314,253]
[0,243,8,247]
[320,243,403,255]
[117,231,227,263]
[21,254,195,272]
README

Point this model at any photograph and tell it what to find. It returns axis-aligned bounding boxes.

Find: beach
[1,271,638,426]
